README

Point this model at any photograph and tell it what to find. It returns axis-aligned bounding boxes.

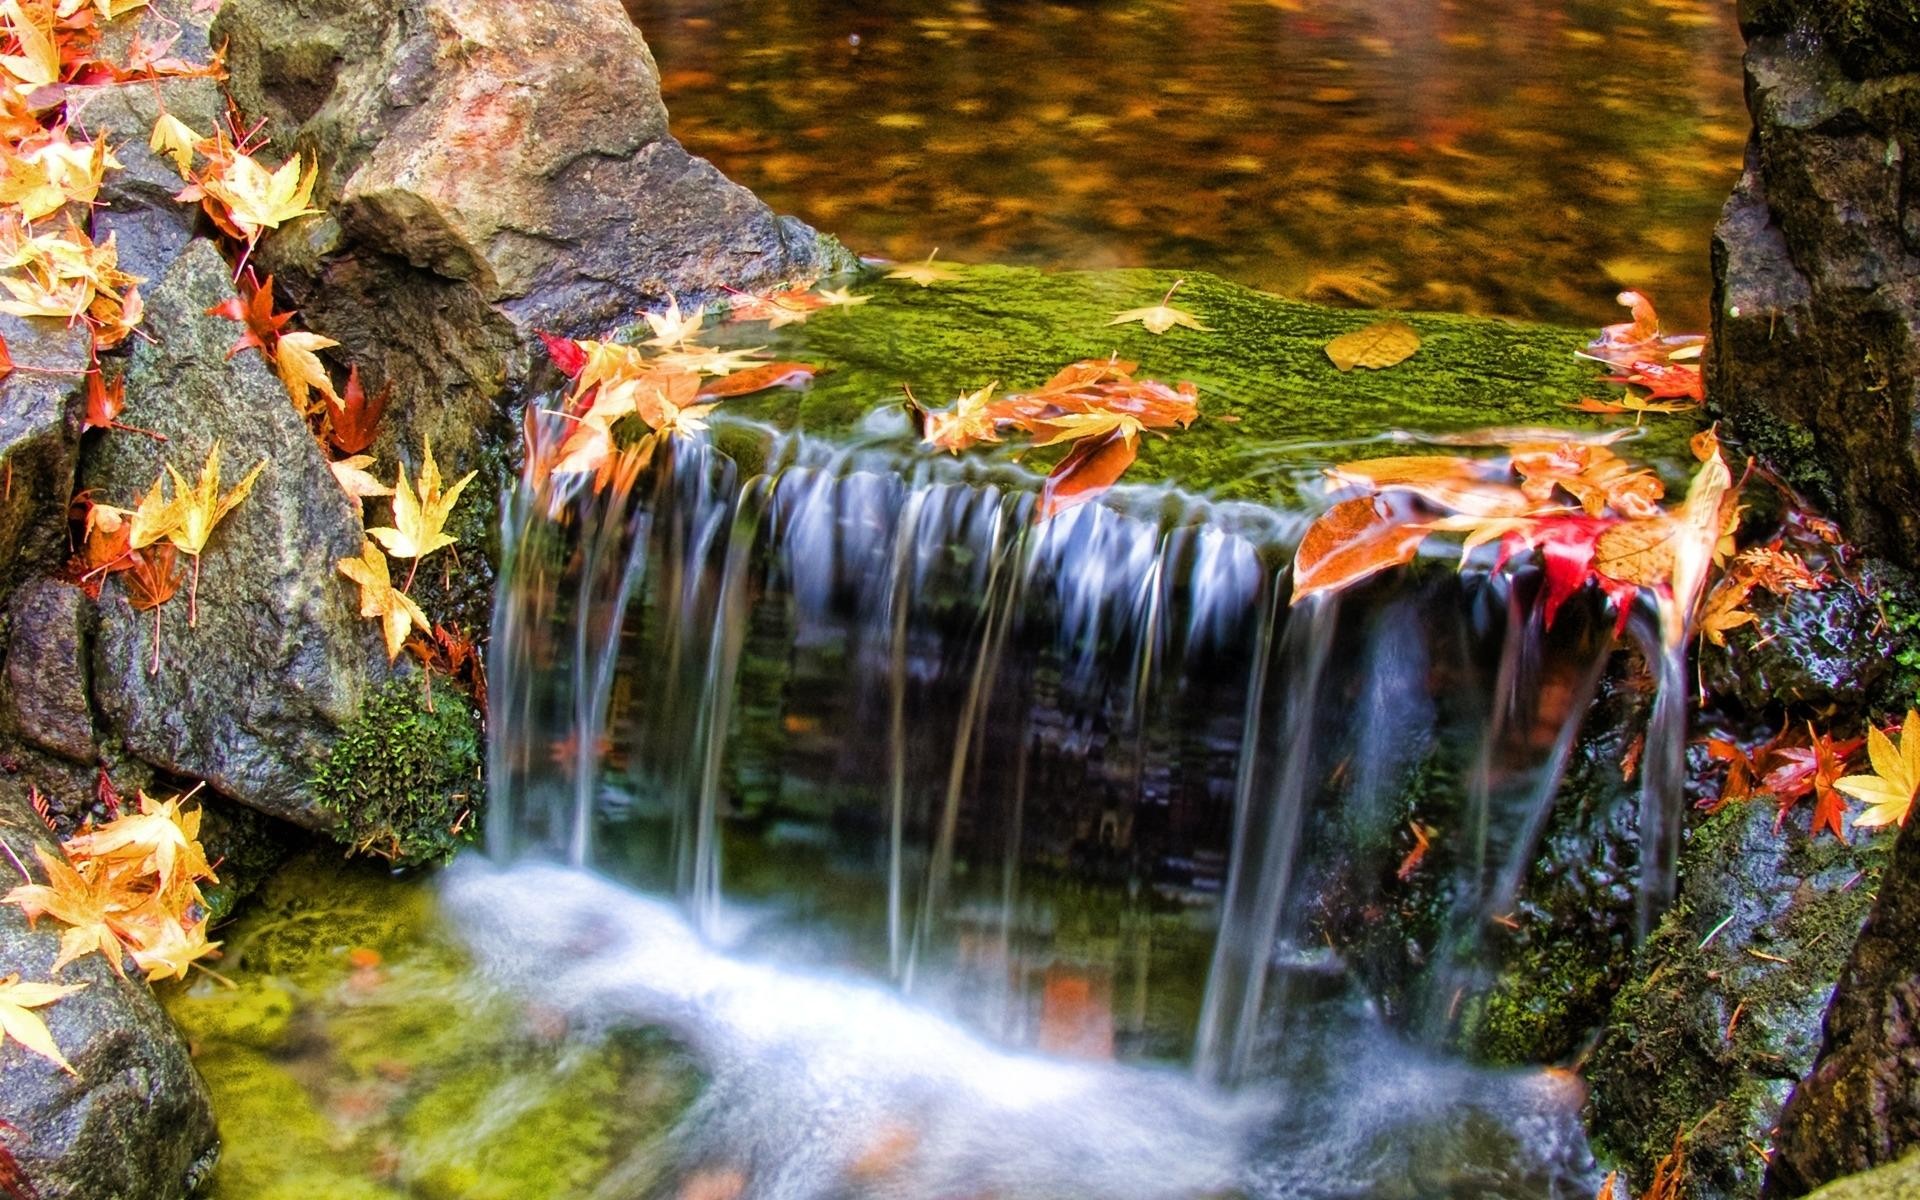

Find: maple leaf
[0,0,60,92]
[1292,496,1430,605]
[886,249,962,287]
[147,111,198,178]
[117,903,216,983]
[910,381,1002,453]
[1697,574,1758,647]
[815,285,870,308]
[654,344,768,377]
[0,974,86,1076]
[63,791,214,892]
[1601,360,1703,403]
[1836,710,1920,830]
[325,364,388,455]
[127,471,180,548]
[1326,319,1421,371]
[367,438,475,561]
[1108,279,1209,336]
[194,149,321,244]
[538,330,586,378]
[728,284,828,328]
[337,540,427,661]
[1325,454,1535,518]
[163,442,266,626]
[1028,409,1144,449]
[5,847,127,977]
[1507,440,1664,518]
[640,295,703,348]
[123,544,181,673]
[1761,726,1861,840]
[207,271,293,360]
[1700,738,1758,813]
[0,128,118,221]
[273,330,340,414]
[1579,290,1705,369]
[0,1119,36,1200]
[328,453,392,516]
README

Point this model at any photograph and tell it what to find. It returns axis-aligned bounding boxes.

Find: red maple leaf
[325,364,390,456]
[207,272,294,361]
[1761,726,1862,840]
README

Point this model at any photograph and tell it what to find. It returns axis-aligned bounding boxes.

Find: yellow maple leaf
[0,973,86,1075]
[328,453,392,517]
[5,847,127,977]
[336,539,427,661]
[1027,410,1145,449]
[815,285,870,308]
[119,904,217,983]
[148,112,201,178]
[0,130,119,222]
[63,791,216,893]
[128,471,182,548]
[0,0,60,93]
[368,438,475,560]
[273,330,341,413]
[640,295,704,348]
[886,249,962,287]
[1108,280,1209,336]
[164,441,265,557]
[1836,709,1920,829]
[200,150,321,244]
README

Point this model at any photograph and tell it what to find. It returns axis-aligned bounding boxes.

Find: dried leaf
[325,364,388,456]
[885,249,961,287]
[273,330,340,414]
[0,975,85,1076]
[1292,497,1429,604]
[337,540,428,661]
[1108,280,1208,336]
[1325,319,1420,371]
[1836,710,1920,830]
[367,438,475,561]
[1037,427,1138,520]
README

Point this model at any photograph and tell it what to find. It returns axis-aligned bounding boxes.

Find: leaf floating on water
[885,249,962,288]
[1037,429,1139,520]
[1291,496,1429,604]
[1325,319,1420,371]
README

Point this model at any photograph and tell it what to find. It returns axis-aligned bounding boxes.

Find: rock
[1765,812,1920,1195]
[0,776,218,1200]
[1740,1,1920,78]
[1585,801,1891,1200]
[1801,1151,1920,1200]
[83,239,387,829]
[66,73,226,284]
[0,315,90,613]
[1708,21,1920,568]
[1,579,96,764]
[1699,562,1902,713]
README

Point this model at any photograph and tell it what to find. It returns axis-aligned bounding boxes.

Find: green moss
[1807,1151,1920,1200]
[310,678,482,865]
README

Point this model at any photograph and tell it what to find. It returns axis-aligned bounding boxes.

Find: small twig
[1745,948,1791,965]
[1698,912,1736,950]
[188,959,238,989]
[1725,998,1748,1042]
[0,837,31,884]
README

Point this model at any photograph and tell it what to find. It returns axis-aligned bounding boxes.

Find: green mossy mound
[310,678,483,865]
[163,851,698,1199]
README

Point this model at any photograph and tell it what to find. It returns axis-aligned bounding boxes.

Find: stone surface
[1698,564,1902,713]
[1708,25,1920,568]
[0,776,219,1200]
[0,315,90,614]
[1765,813,1920,1196]
[1585,801,1891,1200]
[1802,1151,1920,1200]
[2,579,96,765]
[83,239,387,829]
[1741,1,1920,78]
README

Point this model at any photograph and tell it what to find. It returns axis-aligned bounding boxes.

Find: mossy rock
[1803,1152,1920,1200]
[1584,802,1894,1200]
[310,677,483,865]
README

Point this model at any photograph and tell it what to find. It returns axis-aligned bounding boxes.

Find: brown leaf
[1325,319,1420,372]
[1037,428,1139,521]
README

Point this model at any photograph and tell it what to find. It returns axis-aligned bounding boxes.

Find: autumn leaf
[194,149,321,245]
[1836,710,1920,829]
[328,453,392,516]
[1108,279,1208,336]
[337,540,427,661]
[538,330,586,378]
[1579,290,1706,369]
[5,847,126,977]
[693,360,820,400]
[1700,738,1758,813]
[640,295,703,348]
[815,285,869,308]
[127,472,179,549]
[1292,496,1429,604]
[117,903,216,983]
[1326,454,1534,518]
[368,438,475,562]
[1037,427,1139,521]
[1396,821,1435,882]
[273,330,340,414]
[207,271,293,361]
[63,791,214,893]
[886,249,962,287]
[0,1119,36,1200]
[1761,726,1860,840]
[0,128,118,221]
[1601,360,1703,403]
[655,344,769,378]
[164,442,266,626]
[0,975,85,1076]
[727,284,829,328]
[1326,319,1420,371]
[1028,409,1144,449]
[147,111,199,177]
[910,381,1002,453]
[325,364,388,455]
[0,0,60,93]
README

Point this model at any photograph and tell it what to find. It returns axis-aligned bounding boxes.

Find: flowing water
[164,3,1747,1195]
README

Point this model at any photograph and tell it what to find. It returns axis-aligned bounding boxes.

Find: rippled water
[630,0,1747,329]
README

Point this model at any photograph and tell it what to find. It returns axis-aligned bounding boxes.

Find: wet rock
[0,775,218,1200]
[0,315,90,612]
[1699,564,1902,713]
[1,579,96,765]
[1708,20,1920,568]
[1585,801,1891,1200]
[1801,1151,1920,1200]
[84,239,387,829]
[1765,812,1920,1195]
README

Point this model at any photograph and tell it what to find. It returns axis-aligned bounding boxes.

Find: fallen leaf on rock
[885,249,962,287]
[0,974,85,1076]
[368,438,475,563]
[1836,709,1920,830]
[326,364,388,456]
[1325,319,1420,371]
[337,540,428,661]
[1291,496,1429,604]
[273,330,340,414]
[1108,279,1208,335]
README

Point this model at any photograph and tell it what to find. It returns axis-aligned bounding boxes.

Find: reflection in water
[630,0,1747,328]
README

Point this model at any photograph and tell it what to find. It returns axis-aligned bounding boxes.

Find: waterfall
[485,427,1683,1076]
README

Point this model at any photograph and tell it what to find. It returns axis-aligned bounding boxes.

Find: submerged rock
[1765,813,1920,1195]
[0,778,217,1200]
[84,240,387,829]
[1709,8,1920,567]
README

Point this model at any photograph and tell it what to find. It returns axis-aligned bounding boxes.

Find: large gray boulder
[1708,4,1920,566]
[83,240,387,830]
[0,778,218,1200]
[0,316,90,615]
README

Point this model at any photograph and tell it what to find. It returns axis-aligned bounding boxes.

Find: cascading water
[465,400,1694,1197]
